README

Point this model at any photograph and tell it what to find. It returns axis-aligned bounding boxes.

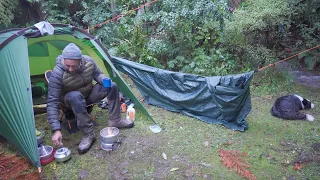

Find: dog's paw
[311,103,315,109]
[306,114,315,122]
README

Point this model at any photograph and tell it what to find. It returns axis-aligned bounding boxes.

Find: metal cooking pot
[100,127,119,144]
[38,145,53,161]
[100,141,114,150]
[36,131,45,145]
[100,140,121,151]
[54,147,71,162]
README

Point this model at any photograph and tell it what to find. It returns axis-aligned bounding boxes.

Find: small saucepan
[100,127,119,144]
[38,145,54,165]
[54,147,71,162]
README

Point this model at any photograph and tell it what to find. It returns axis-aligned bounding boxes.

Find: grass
[1,70,320,180]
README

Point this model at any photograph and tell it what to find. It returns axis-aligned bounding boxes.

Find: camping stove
[100,138,121,151]
[100,127,121,151]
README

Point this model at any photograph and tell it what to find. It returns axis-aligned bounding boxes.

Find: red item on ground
[40,149,56,166]
[293,163,305,171]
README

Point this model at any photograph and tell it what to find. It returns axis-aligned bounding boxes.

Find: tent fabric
[112,56,255,131]
[0,35,40,167]
[0,29,21,44]
[0,23,154,168]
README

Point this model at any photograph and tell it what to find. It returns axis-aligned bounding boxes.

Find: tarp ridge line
[258,44,320,71]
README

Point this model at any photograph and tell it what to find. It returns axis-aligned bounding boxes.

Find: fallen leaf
[170,168,179,172]
[293,163,305,171]
[218,149,256,180]
[162,152,167,160]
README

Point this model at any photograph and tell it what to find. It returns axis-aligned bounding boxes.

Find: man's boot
[78,133,96,154]
[108,118,134,128]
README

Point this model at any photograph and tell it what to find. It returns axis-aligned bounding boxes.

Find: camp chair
[44,70,96,134]
[44,70,52,83]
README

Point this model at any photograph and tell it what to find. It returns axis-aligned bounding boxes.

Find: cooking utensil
[54,146,71,162]
[100,139,121,151]
[36,130,45,145]
[38,145,55,165]
[38,145,53,160]
[100,127,119,144]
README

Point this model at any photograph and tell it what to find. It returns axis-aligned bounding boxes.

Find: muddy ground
[0,136,40,180]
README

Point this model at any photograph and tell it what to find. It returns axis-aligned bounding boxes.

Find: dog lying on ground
[270,94,315,121]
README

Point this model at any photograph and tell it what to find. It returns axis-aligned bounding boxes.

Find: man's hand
[52,130,63,147]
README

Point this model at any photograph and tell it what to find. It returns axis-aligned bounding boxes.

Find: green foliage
[93,0,234,75]
[0,0,18,26]
[298,51,320,70]
[223,0,320,71]
[226,0,291,32]
[13,0,237,75]
[243,45,277,70]
[80,0,112,26]
[26,0,88,26]
[177,48,236,76]
[151,0,231,73]
[251,68,295,95]
[290,0,320,70]
[223,0,292,69]
[8,0,320,73]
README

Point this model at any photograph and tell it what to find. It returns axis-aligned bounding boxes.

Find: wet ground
[276,61,320,88]
[293,70,320,88]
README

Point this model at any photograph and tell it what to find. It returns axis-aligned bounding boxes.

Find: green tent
[0,23,154,169]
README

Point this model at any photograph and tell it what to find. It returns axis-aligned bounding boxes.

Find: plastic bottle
[126,104,135,121]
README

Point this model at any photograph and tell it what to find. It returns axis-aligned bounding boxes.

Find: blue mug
[103,78,112,88]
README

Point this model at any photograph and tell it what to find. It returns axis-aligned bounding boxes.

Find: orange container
[121,103,127,113]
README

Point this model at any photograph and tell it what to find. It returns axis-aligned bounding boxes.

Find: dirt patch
[0,152,40,180]
[293,142,320,165]
[272,138,320,170]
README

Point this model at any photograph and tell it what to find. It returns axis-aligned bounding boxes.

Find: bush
[0,0,18,26]
[222,0,293,68]
[223,0,320,71]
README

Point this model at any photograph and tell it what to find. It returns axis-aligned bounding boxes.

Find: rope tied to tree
[258,44,320,72]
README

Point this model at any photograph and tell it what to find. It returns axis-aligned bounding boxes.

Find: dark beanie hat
[62,43,82,60]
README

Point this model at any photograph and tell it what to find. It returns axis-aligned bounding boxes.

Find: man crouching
[47,43,133,154]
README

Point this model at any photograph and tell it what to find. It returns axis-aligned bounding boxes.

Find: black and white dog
[270,95,315,121]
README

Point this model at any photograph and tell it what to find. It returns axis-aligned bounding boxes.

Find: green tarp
[112,56,255,131]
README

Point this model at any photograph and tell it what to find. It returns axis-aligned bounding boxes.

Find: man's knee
[65,91,85,105]
[111,82,118,89]
[110,82,118,93]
